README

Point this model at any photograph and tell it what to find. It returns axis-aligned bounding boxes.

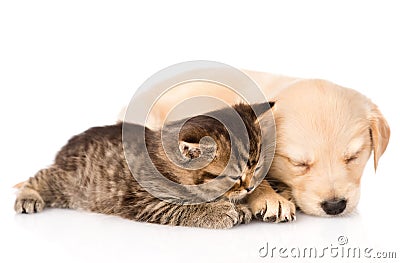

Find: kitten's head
[175,101,275,201]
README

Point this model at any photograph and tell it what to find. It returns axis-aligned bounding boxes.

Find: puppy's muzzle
[321,198,347,215]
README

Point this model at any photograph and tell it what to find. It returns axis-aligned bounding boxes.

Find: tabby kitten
[14,102,273,229]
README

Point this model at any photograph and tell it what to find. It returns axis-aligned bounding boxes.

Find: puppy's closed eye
[344,148,363,164]
[278,154,312,174]
[290,160,311,174]
[344,154,359,164]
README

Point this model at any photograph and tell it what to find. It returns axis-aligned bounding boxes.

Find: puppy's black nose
[321,198,347,215]
[245,186,255,192]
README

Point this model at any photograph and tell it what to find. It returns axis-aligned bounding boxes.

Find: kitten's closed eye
[230,175,242,181]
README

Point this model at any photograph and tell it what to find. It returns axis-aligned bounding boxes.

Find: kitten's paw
[196,202,239,229]
[250,193,296,223]
[236,204,252,224]
[14,188,45,214]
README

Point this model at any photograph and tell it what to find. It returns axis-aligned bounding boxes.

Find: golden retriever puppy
[266,79,390,216]
[125,70,390,218]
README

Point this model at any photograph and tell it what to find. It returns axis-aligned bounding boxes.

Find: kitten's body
[15,103,276,228]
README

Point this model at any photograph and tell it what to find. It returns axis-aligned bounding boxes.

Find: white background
[0,1,399,263]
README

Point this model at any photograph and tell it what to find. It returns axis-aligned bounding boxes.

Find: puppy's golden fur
[131,70,390,217]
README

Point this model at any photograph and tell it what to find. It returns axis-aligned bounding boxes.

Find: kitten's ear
[179,141,202,159]
[252,101,275,118]
[179,137,217,160]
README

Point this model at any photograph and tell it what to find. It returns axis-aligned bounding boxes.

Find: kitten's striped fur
[14,103,273,228]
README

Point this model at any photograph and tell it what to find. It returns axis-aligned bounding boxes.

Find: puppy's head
[270,80,390,216]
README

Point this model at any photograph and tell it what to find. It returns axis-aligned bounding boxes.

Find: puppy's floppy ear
[369,103,390,171]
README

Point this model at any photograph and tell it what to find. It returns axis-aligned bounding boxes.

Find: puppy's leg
[269,180,295,204]
[245,180,296,223]
[15,166,76,214]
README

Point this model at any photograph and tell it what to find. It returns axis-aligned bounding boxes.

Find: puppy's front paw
[14,188,45,214]
[250,193,296,223]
